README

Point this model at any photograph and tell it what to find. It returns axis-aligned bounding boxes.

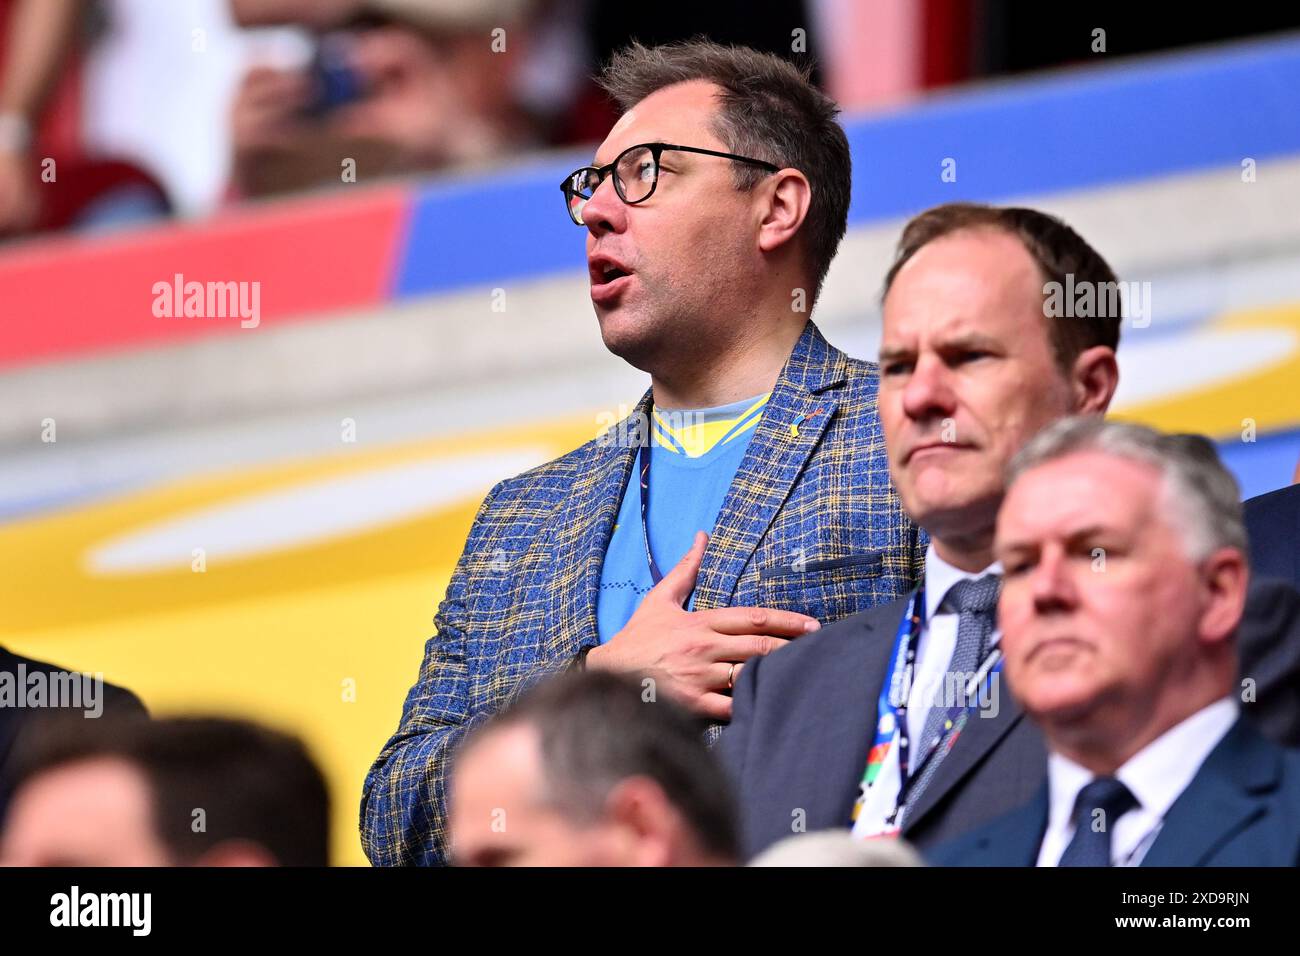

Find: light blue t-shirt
[596,393,768,643]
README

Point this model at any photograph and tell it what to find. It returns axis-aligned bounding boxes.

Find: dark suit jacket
[1245,483,1300,587]
[719,579,1300,860]
[0,646,147,823]
[718,592,1047,859]
[1238,576,1300,747]
[927,718,1300,866]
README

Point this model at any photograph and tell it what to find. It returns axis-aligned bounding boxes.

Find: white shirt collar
[922,541,1002,623]
[1045,696,1240,838]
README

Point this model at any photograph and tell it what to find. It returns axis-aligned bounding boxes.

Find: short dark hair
[882,202,1122,370]
[8,716,330,866]
[598,38,851,305]
[464,670,740,861]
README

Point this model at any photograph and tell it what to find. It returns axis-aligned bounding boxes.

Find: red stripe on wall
[0,187,409,370]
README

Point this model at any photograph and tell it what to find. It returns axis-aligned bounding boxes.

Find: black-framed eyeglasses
[560,142,780,226]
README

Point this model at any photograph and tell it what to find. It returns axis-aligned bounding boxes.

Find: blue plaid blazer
[361,320,925,865]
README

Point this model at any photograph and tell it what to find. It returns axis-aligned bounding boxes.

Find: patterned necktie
[1057,776,1139,867]
[900,573,1001,822]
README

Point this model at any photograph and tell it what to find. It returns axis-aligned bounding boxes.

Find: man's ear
[1197,546,1249,648]
[1070,345,1119,414]
[603,776,680,867]
[756,168,812,257]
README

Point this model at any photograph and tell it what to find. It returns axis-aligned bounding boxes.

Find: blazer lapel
[543,391,646,660]
[1139,719,1278,867]
[901,692,1030,834]
[816,595,913,826]
[692,320,847,611]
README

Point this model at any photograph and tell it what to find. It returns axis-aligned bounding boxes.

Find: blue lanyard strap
[855,585,1004,826]
[891,647,1004,819]
[637,441,664,585]
[884,588,924,780]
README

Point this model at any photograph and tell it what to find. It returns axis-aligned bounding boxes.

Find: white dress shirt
[852,543,1001,838]
[1036,696,1239,866]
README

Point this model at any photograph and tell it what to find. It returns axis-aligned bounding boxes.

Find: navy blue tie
[1057,776,1138,867]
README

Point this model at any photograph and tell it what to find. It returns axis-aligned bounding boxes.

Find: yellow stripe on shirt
[652,393,770,457]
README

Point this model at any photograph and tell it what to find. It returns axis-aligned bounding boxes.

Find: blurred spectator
[83,0,273,220]
[750,831,925,867]
[0,715,330,866]
[557,0,821,144]
[229,0,539,198]
[0,644,145,823]
[449,670,739,866]
[0,0,172,236]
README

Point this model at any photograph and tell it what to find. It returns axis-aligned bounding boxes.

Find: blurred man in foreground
[749,831,924,867]
[1,716,330,866]
[932,419,1300,866]
[449,670,738,866]
[0,645,146,822]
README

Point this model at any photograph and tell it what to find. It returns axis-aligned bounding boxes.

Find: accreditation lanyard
[634,400,764,587]
[852,586,1004,828]
[635,407,756,587]
[637,441,665,585]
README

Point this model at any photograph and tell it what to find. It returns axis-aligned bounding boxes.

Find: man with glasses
[362,39,923,866]
[561,142,779,227]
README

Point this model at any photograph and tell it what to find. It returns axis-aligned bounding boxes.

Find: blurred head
[0,716,330,866]
[877,204,1121,552]
[749,830,924,867]
[449,670,739,866]
[995,418,1248,765]
[584,40,850,373]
